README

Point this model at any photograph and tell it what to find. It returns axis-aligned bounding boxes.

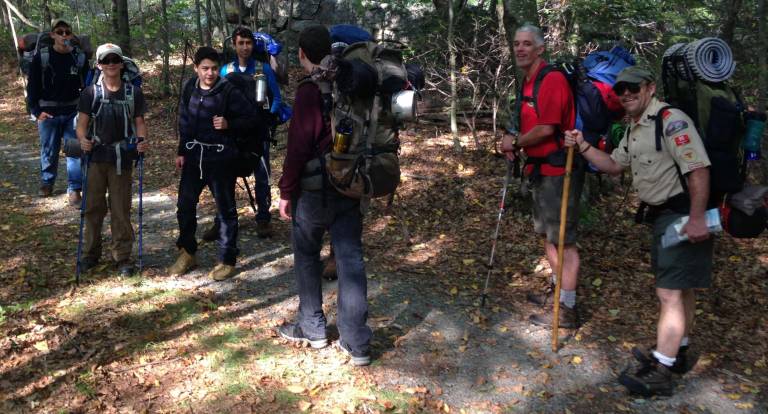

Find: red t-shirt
[520,62,575,176]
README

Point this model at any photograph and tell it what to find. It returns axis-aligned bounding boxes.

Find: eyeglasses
[54,29,72,36]
[99,56,123,65]
[613,82,643,95]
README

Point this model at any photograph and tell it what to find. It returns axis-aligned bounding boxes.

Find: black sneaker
[526,283,554,306]
[632,345,695,375]
[618,357,674,397]
[116,260,135,276]
[334,340,371,366]
[201,222,220,242]
[277,323,328,349]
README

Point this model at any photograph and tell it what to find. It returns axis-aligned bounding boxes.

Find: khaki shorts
[651,211,714,289]
[531,168,585,245]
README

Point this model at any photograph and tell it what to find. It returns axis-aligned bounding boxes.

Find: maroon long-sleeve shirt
[278,79,331,200]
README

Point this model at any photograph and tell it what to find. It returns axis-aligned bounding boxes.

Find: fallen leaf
[286,385,306,394]
[298,401,312,412]
[607,335,617,342]
[726,393,741,400]
[735,402,754,410]
[462,259,475,265]
[33,341,49,352]
[592,278,603,287]
[449,287,458,295]
[571,356,582,365]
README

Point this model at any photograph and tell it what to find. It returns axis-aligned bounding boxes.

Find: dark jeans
[176,160,239,265]
[291,189,371,355]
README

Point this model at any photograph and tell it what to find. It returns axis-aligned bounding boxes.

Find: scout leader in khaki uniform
[564,66,714,397]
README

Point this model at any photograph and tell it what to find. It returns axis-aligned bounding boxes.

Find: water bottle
[661,208,723,248]
[743,111,766,161]
[333,118,353,154]
[254,73,267,103]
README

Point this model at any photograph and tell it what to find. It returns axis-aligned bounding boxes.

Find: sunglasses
[613,82,643,95]
[99,56,123,65]
[54,29,72,36]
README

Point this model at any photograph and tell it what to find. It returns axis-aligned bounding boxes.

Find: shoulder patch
[662,110,672,120]
[681,148,698,162]
[673,134,691,146]
[665,120,689,137]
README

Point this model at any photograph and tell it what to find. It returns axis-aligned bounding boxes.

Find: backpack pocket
[708,149,744,195]
[705,96,741,151]
[325,151,400,199]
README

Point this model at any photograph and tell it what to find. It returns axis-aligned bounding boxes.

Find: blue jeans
[254,140,271,222]
[291,190,371,355]
[176,160,239,265]
[38,112,82,192]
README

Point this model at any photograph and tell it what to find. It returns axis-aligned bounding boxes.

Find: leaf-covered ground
[0,61,766,413]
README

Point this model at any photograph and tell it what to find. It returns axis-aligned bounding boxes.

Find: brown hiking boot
[618,358,674,397]
[201,222,220,242]
[68,190,82,206]
[168,248,197,276]
[209,263,236,281]
[632,345,696,375]
[529,304,579,328]
[322,254,337,281]
[39,184,53,197]
[526,283,555,306]
[256,220,273,238]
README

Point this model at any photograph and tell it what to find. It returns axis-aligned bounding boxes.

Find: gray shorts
[531,168,585,245]
[651,211,714,289]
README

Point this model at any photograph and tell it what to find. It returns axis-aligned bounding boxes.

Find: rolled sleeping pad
[664,38,735,83]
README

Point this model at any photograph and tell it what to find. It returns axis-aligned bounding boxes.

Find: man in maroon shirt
[276,24,372,366]
[501,25,584,328]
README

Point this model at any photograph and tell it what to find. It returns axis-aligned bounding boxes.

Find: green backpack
[301,41,413,206]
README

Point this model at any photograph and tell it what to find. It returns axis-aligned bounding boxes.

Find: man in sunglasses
[76,44,148,276]
[564,66,713,397]
[27,19,89,205]
[501,24,583,329]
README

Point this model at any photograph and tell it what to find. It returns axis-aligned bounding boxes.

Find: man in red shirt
[276,24,372,367]
[502,25,584,328]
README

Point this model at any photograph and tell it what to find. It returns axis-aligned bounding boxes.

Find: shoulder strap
[181,78,195,108]
[531,65,556,117]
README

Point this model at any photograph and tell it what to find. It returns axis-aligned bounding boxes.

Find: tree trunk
[448,0,461,152]
[194,0,204,45]
[116,0,131,56]
[110,0,119,36]
[42,0,51,27]
[205,0,213,46]
[138,0,146,51]
[161,0,171,98]
[720,0,742,44]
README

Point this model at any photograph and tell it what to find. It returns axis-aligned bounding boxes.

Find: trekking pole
[480,159,514,308]
[75,152,91,285]
[552,146,576,352]
[137,153,144,275]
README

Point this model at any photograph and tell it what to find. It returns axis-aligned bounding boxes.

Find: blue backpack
[582,46,636,86]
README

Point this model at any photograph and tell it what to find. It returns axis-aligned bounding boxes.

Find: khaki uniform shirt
[611,98,710,206]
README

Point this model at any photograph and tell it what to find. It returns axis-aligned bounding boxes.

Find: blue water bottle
[743,111,766,161]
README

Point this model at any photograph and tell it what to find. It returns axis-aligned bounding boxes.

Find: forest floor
[0,60,767,414]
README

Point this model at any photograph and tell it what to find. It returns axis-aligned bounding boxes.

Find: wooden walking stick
[552,146,575,352]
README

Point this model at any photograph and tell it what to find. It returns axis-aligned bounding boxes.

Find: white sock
[652,350,676,367]
[680,337,689,347]
[560,289,576,309]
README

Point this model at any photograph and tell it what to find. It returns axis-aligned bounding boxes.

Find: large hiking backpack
[660,38,767,238]
[86,57,142,88]
[301,40,415,203]
[19,32,90,80]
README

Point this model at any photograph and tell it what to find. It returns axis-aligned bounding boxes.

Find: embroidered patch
[687,162,705,170]
[682,149,698,162]
[674,134,691,146]
[665,120,689,137]
[662,110,672,120]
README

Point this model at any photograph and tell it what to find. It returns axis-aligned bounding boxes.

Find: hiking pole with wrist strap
[481,159,514,308]
[137,152,144,275]
[75,152,92,285]
[552,146,575,352]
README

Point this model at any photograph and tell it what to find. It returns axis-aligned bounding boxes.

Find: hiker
[199,26,283,241]
[564,66,713,396]
[501,24,584,328]
[168,46,259,281]
[27,19,88,204]
[276,24,372,366]
[76,43,147,275]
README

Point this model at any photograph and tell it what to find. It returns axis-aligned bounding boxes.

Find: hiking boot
[632,345,695,375]
[618,358,674,397]
[116,260,135,277]
[201,222,220,242]
[334,340,371,366]
[256,220,273,238]
[526,283,555,307]
[68,190,82,206]
[38,184,53,197]
[529,304,579,328]
[208,263,236,281]
[277,323,328,349]
[168,248,196,276]
[322,255,338,281]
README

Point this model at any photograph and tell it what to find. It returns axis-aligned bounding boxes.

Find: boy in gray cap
[564,66,713,397]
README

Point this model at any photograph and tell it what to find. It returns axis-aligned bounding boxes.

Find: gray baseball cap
[615,66,655,84]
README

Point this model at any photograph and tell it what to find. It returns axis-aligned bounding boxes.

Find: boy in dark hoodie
[169,46,259,281]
